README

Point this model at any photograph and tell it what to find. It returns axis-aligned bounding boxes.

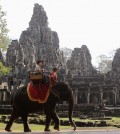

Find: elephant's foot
[24,128,31,132]
[44,128,51,131]
[54,125,60,131]
[5,127,12,132]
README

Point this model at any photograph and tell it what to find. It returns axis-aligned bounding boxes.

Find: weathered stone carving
[6,40,20,67]
[3,3,120,107]
[6,3,65,72]
[108,48,120,84]
[66,45,97,76]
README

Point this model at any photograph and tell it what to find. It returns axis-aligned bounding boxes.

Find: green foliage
[0,61,11,76]
[0,5,10,51]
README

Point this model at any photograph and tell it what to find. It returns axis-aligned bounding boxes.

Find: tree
[0,5,10,51]
[97,55,112,74]
[0,61,11,76]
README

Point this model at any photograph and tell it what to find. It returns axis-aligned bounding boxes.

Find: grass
[1,115,120,132]
[0,122,72,132]
[1,122,120,132]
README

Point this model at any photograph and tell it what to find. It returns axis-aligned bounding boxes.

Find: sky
[1,0,120,66]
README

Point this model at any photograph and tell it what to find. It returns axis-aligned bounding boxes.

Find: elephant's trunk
[68,91,76,131]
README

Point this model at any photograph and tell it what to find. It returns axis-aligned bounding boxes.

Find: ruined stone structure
[110,48,120,84]
[6,40,24,66]
[6,4,65,72]
[65,45,119,106]
[103,48,120,104]
[66,72,118,106]
[3,3,120,107]
[66,45,97,76]
[0,89,9,104]
[0,83,9,104]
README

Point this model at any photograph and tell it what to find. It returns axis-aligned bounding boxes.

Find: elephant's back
[12,86,29,105]
[16,86,28,97]
[12,86,44,112]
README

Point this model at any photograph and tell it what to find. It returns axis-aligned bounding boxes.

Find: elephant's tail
[68,89,76,131]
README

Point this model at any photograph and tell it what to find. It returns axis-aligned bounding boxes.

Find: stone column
[3,91,7,101]
[113,88,117,105]
[114,92,117,105]
[74,89,78,104]
[1,92,3,102]
[99,84,103,103]
[87,88,90,103]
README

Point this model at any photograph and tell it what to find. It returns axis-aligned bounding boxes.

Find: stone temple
[6,3,65,73]
[0,3,120,108]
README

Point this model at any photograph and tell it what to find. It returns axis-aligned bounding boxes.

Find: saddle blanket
[27,82,51,103]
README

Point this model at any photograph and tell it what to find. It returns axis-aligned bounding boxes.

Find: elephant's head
[51,82,76,130]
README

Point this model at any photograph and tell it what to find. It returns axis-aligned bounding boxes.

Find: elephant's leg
[44,115,51,131]
[21,113,31,132]
[50,112,60,131]
[44,100,59,130]
[5,111,19,132]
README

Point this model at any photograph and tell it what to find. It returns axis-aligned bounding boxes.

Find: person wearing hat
[50,67,59,86]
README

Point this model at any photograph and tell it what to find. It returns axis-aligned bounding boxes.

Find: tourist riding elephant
[5,82,76,132]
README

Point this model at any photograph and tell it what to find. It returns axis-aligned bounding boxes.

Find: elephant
[5,82,76,132]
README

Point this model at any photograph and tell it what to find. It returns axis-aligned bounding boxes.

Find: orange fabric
[27,82,51,103]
